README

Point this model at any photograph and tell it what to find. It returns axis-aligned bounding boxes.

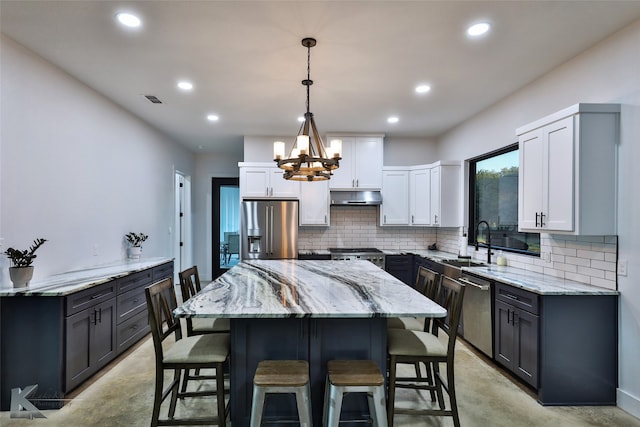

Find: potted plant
[125,232,148,259]
[3,238,47,288]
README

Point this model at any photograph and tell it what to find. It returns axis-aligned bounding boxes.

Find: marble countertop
[410,250,618,296]
[461,265,619,295]
[0,257,173,297]
[174,259,447,319]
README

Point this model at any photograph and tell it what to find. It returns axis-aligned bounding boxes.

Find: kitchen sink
[441,259,485,268]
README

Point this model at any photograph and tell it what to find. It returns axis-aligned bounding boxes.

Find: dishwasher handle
[459,277,491,291]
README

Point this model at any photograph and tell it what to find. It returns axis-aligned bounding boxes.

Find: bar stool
[323,360,387,427]
[250,360,312,427]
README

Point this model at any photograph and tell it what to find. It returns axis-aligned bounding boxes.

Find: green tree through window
[470,145,540,255]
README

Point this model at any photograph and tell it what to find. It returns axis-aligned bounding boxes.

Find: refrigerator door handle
[269,205,274,255]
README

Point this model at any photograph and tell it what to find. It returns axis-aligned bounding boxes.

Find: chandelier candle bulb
[330,139,342,158]
[273,141,285,160]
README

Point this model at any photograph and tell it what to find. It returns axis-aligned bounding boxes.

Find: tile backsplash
[299,206,618,290]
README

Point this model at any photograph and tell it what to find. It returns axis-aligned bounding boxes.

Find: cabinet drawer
[116,286,147,324]
[152,262,174,282]
[117,269,153,294]
[116,310,150,353]
[66,281,116,317]
[495,282,539,315]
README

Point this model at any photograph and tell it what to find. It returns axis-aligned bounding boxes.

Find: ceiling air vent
[144,95,163,104]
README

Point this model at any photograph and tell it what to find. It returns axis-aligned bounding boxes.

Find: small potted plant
[125,232,148,259]
[3,238,47,288]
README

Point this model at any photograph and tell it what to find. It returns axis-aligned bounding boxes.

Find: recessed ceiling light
[177,81,193,91]
[467,22,491,37]
[207,114,219,122]
[415,84,431,94]
[387,116,399,124]
[116,12,141,28]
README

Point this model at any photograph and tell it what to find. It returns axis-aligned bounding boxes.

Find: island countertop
[174,259,447,319]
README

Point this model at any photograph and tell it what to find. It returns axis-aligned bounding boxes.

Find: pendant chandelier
[273,37,342,181]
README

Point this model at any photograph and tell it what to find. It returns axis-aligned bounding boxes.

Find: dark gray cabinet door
[385,254,413,286]
[65,298,117,391]
[494,299,539,389]
[494,299,515,369]
[514,308,539,388]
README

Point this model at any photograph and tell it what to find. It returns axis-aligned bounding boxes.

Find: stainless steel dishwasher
[459,272,493,358]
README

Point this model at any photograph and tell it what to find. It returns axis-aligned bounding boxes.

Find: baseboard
[618,388,640,419]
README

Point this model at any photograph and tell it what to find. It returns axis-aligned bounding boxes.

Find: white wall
[437,19,640,416]
[0,34,194,281]
[192,151,242,280]
[383,136,439,166]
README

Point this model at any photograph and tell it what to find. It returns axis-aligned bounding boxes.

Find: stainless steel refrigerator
[240,200,298,260]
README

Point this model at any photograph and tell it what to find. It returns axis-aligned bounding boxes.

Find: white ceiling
[3,1,640,155]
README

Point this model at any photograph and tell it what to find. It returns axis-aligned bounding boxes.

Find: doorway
[212,177,240,279]
[175,172,192,283]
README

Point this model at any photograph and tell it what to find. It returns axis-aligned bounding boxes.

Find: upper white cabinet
[429,162,462,227]
[409,167,431,226]
[239,163,300,199]
[328,135,384,190]
[299,180,330,226]
[381,162,462,227]
[381,168,409,225]
[517,103,620,235]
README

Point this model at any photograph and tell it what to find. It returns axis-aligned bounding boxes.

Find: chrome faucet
[475,220,492,264]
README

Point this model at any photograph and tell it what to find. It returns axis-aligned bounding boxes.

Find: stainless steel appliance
[328,248,386,269]
[458,272,493,358]
[241,200,298,260]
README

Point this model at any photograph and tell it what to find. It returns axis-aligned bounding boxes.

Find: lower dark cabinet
[494,298,539,388]
[0,260,173,410]
[493,281,618,405]
[385,254,413,286]
[65,297,117,391]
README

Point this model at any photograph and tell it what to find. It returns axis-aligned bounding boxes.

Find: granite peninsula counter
[174,260,446,427]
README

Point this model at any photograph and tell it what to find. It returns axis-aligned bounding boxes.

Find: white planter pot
[129,246,142,259]
[9,266,34,288]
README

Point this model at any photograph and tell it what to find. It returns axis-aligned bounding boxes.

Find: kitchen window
[469,144,540,255]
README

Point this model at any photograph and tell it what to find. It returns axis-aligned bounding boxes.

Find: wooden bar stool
[323,360,387,427]
[250,360,312,427]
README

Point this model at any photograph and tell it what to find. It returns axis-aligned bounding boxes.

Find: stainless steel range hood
[330,191,382,206]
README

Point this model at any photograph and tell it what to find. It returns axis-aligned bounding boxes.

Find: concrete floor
[2,335,639,426]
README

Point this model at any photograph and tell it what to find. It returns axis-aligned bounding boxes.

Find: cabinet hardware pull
[384,215,387,224]
[90,293,105,300]
[411,215,414,224]
[535,212,540,227]
[503,293,519,301]
[540,212,546,227]
[434,214,438,224]
[97,308,102,323]
[356,179,359,187]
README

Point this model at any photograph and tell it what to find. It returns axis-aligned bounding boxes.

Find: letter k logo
[10,384,46,419]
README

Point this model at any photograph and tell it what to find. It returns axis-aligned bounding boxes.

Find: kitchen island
[174,259,446,427]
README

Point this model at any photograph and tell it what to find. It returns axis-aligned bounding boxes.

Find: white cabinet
[381,168,409,225]
[382,162,462,227]
[517,104,619,235]
[409,167,430,226]
[328,135,384,190]
[429,162,462,227]
[299,180,330,226]
[239,163,300,199]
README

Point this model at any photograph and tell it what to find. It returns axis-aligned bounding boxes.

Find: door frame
[212,177,239,279]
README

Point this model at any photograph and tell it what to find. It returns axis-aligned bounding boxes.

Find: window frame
[468,143,540,257]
